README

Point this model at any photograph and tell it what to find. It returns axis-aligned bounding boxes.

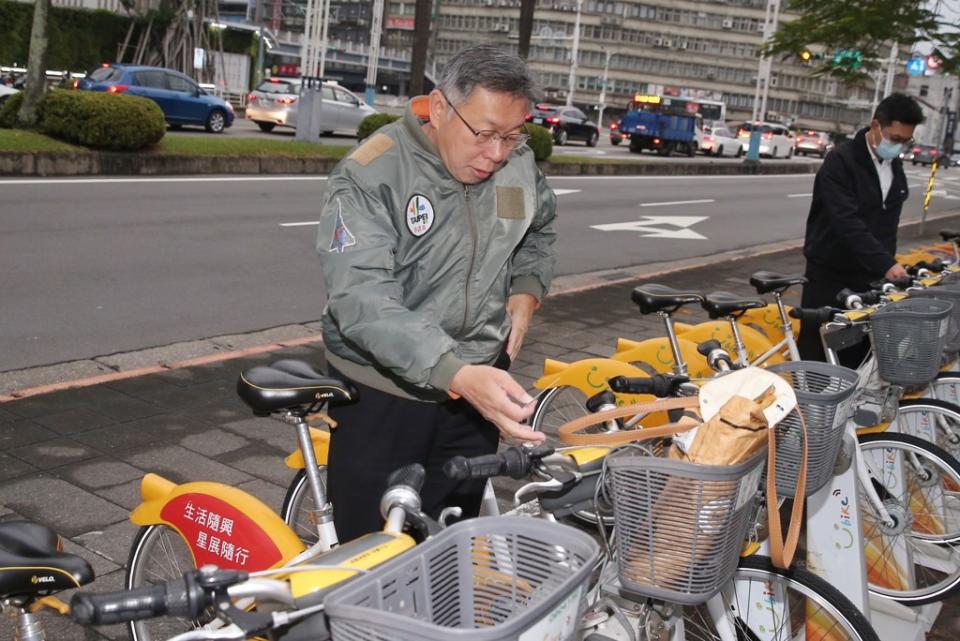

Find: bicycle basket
[323,516,599,641]
[605,446,765,605]
[870,298,953,388]
[909,285,960,353]
[766,361,858,498]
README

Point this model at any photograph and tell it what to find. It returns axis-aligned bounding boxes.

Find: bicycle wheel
[530,385,593,449]
[897,396,960,464]
[126,524,210,641]
[858,432,960,605]
[280,466,328,548]
[653,556,878,641]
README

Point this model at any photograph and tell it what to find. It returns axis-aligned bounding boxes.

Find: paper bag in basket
[671,367,797,464]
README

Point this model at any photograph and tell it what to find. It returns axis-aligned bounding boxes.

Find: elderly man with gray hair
[316,44,558,539]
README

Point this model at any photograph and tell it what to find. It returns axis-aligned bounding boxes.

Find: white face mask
[872,128,904,160]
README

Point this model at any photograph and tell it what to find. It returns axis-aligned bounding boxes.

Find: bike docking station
[805,418,945,641]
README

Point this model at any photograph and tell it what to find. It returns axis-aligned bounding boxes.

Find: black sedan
[912,144,944,166]
[527,103,600,147]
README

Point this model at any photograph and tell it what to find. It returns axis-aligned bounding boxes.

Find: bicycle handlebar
[443,445,555,481]
[788,306,843,324]
[908,258,945,274]
[71,569,223,626]
[608,373,690,397]
[385,463,426,494]
[836,288,882,308]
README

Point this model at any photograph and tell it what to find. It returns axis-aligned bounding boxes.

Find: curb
[0,150,817,177]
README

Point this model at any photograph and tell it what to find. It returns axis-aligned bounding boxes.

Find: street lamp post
[565,0,583,107]
[365,0,384,106]
[748,0,781,161]
[597,50,614,128]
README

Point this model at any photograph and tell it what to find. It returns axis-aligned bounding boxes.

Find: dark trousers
[798,276,870,369]
[326,365,501,542]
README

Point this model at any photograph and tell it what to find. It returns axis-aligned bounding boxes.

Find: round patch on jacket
[405,194,435,237]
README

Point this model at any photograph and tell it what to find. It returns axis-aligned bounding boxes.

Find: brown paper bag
[669,386,776,465]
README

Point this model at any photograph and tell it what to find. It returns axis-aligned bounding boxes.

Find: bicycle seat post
[659,310,689,377]
[286,411,338,550]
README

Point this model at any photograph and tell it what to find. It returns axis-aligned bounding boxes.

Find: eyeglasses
[441,91,530,149]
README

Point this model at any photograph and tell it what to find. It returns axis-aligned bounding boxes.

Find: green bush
[36,90,165,151]
[0,92,23,129]
[523,123,553,161]
[357,113,400,141]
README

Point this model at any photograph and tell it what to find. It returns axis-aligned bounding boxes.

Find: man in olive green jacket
[316,44,557,540]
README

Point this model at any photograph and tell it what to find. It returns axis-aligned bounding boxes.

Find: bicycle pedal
[27,596,68,615]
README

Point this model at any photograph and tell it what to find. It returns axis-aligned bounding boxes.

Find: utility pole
[747,0,780,162]
[318,0,332,77]
[365,0,384,106]
[256,0,266,86]
[565,0,583,107]
[517,0,535,60]
[597,50,613,128]
[409,0,432,96]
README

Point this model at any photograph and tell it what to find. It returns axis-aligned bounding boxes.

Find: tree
[409,0,432,96]
[517,0,536,60]
[18,0,50,127]
[764,0,959,80]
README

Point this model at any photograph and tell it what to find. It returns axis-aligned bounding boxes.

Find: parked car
[912,144,943,166]
[609,120,623,145]
[77,64,234,133]
[735,122,795,159]
[245,77,377,135]
[700,123,742,158]
[794,129,833,158]
[950,153,960,168]
[0,84,18,106]
[527,103,600,146]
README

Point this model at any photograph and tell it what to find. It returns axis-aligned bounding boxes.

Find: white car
[245,77,377,135]
[0,84,19,106]
[735,122,795,159]
[700,124,743,158]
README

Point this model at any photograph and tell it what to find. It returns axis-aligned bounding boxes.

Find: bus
[630,94,726,124]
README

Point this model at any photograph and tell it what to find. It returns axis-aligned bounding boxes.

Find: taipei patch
[405,194,435,237]
[329,199,356,254]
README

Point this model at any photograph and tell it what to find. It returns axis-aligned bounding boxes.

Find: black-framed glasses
[440,91,530,149]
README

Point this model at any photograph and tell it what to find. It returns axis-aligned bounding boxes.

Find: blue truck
[618,95,700,157]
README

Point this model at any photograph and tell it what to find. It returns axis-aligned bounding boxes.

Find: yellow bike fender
[284,427,330,469]
[131,474,305,571]
[612,336,713,377]
[533,358,650,393]
[613,337,644,354]
[669,321,785,366]
[739,304,799,345]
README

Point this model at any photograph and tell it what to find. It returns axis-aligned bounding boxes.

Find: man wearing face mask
[798,93,925,365]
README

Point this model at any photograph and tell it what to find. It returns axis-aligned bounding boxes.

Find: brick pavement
[1,232,958,639]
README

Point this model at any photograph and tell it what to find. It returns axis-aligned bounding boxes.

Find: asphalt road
[3,167,959,372]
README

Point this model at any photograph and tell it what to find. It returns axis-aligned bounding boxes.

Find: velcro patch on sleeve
[349,133,395,166]
[496,186,526,219]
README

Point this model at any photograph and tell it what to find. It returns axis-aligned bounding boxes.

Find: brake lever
[512,470,580,505]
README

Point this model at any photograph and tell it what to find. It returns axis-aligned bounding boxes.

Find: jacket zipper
[460,184,478,335]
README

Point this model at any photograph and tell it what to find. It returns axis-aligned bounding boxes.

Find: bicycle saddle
[0,521,94,599]
[701,291,767,319]
[749,271,807,294]
[940,229,960,241]
[630,284,703,315]
[237,360,358,416]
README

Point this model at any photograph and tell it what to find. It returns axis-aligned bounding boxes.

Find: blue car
[77,64,234,133]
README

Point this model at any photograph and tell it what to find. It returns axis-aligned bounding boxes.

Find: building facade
[906,72,958,147]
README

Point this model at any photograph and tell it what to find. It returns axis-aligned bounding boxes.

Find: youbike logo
[832,489,854,549]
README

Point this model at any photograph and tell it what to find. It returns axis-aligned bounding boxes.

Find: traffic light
[927,54,942,71]
[800,49,813,63]
[832,48,863,70]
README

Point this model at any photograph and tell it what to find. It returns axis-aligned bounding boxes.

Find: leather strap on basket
[767,406,808,570]
[556,397,701,447]
[555,395,809,570]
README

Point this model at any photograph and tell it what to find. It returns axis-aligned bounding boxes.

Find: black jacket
[803,127,908,287]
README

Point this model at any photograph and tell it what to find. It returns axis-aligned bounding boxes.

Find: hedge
[524,123,553,162]
[36,90,165,151]
[357,113,401,141]
[0,92,22,128]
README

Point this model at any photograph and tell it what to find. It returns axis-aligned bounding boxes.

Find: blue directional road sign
[907,58,927,75]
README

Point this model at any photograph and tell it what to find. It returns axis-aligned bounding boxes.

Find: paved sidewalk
[1,225,959,640]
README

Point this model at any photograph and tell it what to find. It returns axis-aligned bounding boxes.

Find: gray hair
[436,44,538,106]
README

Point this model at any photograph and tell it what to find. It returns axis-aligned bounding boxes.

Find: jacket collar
[401,96,441,158]
[853,126,902,172]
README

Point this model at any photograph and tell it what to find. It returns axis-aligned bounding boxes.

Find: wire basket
[323,516,600,641]
[765,362,858,498]
[604,446,765,605]
[871,298,953,388]
[909,285,960,353]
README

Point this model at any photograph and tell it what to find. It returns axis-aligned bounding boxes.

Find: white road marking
[0,176,329,185]
[281,189,582,227]
[639,198,714,207]
[592,215,709,239]
[787,193,812,198]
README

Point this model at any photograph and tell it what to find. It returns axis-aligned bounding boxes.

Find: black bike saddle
[631,284,703,315]
[701,292,767,319]
[237,360,358,416]
[749,271,807,294]
[0,522,94,599]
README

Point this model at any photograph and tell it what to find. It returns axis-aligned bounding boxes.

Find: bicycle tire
[280,466,328,548]
[723,555,880,641]
[857,432,960,605]
[125,524,209,641]
[897,396,960,463]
